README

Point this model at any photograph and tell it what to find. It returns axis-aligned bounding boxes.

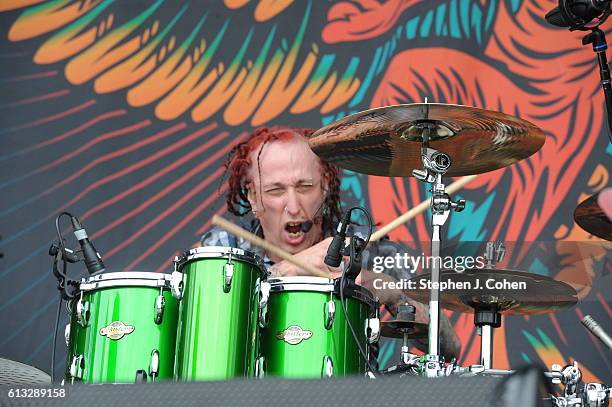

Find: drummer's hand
[271,237,341,277]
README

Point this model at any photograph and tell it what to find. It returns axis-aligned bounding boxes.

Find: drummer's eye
[296,184,314,193]
[265,188,284,196]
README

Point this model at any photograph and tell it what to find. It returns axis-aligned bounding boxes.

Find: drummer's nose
[284,190,300,216]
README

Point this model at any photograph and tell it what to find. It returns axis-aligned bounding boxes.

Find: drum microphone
[324,209,351,267]
[70,216,105,275]
[545,0,610,28]
[581,315,612,350]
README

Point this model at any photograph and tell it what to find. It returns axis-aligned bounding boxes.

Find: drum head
[268,276,378,309]
[79,271,172,291]
[177,246,266,273]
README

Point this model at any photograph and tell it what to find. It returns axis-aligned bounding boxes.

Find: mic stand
[582,28,612,141]
[340,234,365,288]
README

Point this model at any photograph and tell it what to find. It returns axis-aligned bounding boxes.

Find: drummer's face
[247,137,326,258]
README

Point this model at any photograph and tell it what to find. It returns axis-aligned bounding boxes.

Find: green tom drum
[172,246,267,381]
[258,276,379,379]
[65,272,179,384]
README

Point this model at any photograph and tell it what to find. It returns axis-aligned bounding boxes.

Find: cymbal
[0,358,50,385]
[406,269,578,315]
[574,191,612,241]
[309,103,545,177]
[380,319,428,339]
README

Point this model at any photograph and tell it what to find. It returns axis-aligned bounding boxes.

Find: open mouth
[285,221,305,235]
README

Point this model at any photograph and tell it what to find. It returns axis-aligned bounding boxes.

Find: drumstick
[370,174,477,242]
[211,215,330,278]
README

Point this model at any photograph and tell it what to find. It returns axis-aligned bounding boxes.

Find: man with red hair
[202,126,460,359]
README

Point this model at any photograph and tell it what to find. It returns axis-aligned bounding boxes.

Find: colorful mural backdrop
[0,0,610,382]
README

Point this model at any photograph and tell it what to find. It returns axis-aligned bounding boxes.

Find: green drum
[172,246,267,381]
[258,277,379,378]
[65,272,179,384]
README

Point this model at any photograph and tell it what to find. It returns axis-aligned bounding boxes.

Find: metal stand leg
[480,325,493,370]
[474,308,501,370]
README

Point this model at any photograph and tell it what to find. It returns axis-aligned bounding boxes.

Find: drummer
[201,126,460,359]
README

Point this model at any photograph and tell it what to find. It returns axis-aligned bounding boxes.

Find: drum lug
[135,370,148,383]
[255,356,265,378]
[258,282,270,328]
[324,300,335,330]
[154,291,165,325]
[69,354,84,382]
[76,295,89,327]
[366,317,380,344]
[170,260,184,300]
[223,262,234,293]
[149,350,159,382]
[64,323,71,347]
[322,355,333,378]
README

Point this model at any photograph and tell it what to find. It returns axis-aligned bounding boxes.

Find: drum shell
[174,254,263,381]
[260,281,374,378]
[66,282,179,383]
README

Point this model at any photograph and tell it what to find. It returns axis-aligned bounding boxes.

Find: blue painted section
[348,47,382,108]
[447,192,495,241]
[528,258,550,277]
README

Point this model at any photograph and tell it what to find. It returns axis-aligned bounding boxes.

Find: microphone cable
[337,206,378,377]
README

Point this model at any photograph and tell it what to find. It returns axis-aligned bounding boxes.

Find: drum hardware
[76,292,89,327]
[64,323,71,347]
[149,350,160,382]
[258,280,271,328]
[366,316,380,344]
[322,355,334,378]
[170,259,184,300]
[135,370,148,383]
[574,191,612,241]
[413,140,465,377]
[379,303,428,366]
[581,315,612,350]
[223,251,234,293]
[484,241,506,268]
[334,206,379,376]
[69,354,84,383]
[154,287,165,325]
[324,298,335,330]
[255,356,265,378]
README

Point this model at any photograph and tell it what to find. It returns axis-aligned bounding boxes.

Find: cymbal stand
[413,131,465,377]
[477,242,505,369]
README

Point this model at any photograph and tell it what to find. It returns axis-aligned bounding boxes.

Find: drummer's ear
[247,189,258,217]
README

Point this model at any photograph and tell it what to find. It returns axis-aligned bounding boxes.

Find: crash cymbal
[309,103,545,177]
[406,269,578,315]
[574,190,612,241]
[380,319,429,339]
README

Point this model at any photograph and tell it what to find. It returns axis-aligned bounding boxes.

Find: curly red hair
[225,126,341,233]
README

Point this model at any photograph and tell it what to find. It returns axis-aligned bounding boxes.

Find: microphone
[545,0,610,28]
[300,196,328,233]
[324,209,351,267]
[70,216,105,275]
[581,315,612,350]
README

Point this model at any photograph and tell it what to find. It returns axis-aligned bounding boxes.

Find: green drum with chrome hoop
[65,272,179,384]
[258,276,379,378]
[172,246,267,381]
